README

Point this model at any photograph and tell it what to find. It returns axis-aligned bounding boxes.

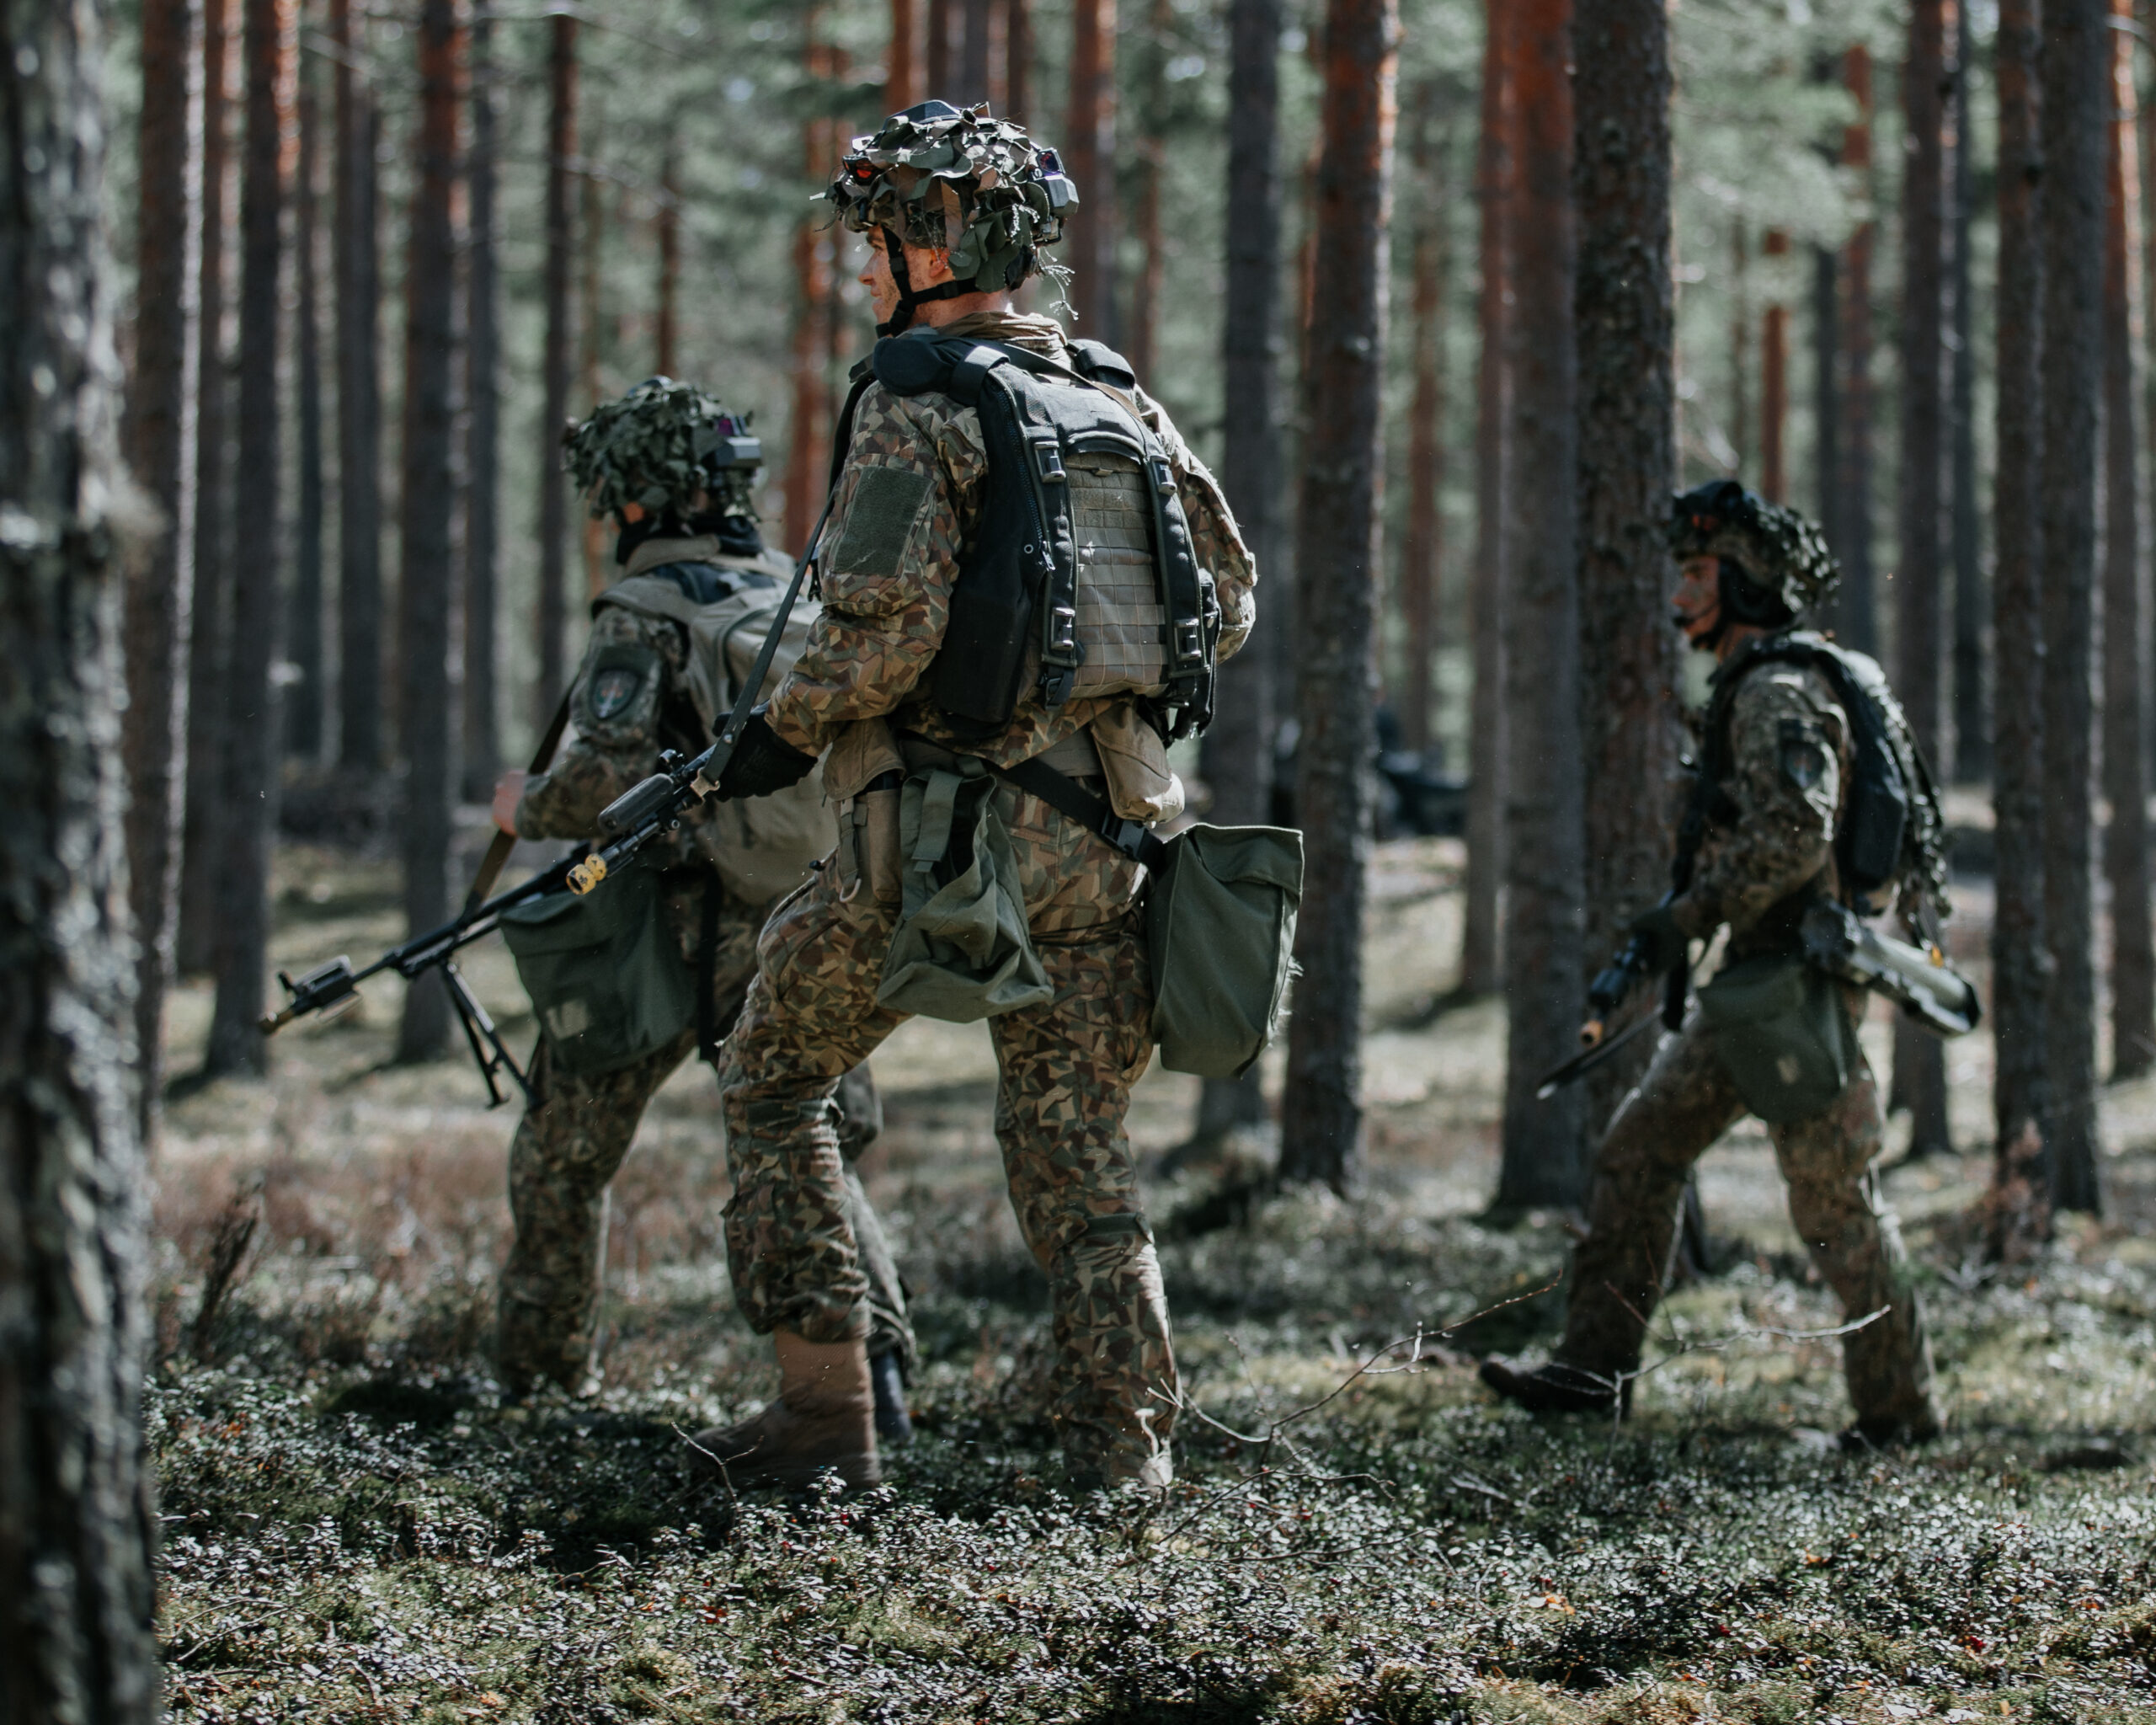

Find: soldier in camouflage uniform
[690,102,1256,1493]
[488,378,913,1425]
[1483,481,1944,1447]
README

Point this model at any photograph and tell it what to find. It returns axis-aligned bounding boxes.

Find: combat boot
[687,1331,880,1491]
[869,1348,914,1449]
[1479,1355,1629,1417]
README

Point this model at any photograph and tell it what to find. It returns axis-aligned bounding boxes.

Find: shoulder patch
[830,465,932,582]
[577,640,662,729]
[1777,718,1829,791]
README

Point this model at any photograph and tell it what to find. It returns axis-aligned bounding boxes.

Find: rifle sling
[991,754,1172,871]
[465,689,575,914]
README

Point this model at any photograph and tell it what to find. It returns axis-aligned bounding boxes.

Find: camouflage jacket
[764,310,1257,770]
[1672,652,1854,953]
[516,534,793,870]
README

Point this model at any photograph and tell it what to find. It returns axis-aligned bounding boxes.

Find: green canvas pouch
[499,855,695,1077]
[875,761,1054,1023]
[1697,952,1854,1124]
[1146,823,1304,1078]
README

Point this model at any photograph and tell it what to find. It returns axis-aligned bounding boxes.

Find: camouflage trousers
[497,879,910,1397]
[718,775,1176,1487]
[1558,988,1938,1433]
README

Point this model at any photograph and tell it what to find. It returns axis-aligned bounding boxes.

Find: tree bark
[1461,0,1512,996]
[1990,0,2050,1245]
[1063,0,1118,339]
[2103,0,2154,1079]
[1491,0,1584,1211]
[1830,44,1879,656]
[1278,0,1399,1194]
[927,0,952,95]
[204,0,291,1078]
[788,18,834,553]
[578,119,606,601]
[1950,0,1986,782]
[0,8,160,1709]
[889,0,918,111]
[288,34,324,760]
[1812,240,1840,571]
[333,0,383,772]
[1891,0,1951,1158]
[1572,0,1679,1151]
[536,13,577,725]
[178,0,234,975]
[1005,0,1031,121]
[1399,129,1449,760]
[959,0,990,104]
[1125,0,1169,382]
[1762,230,1789,502]
[462,7,501,804]
[1729,216,1748,476]
[123,0,203,1143]
[654,143,678,377]
[2040,0,2106,1214]
[1194,0,1285,1142]
[396,0,464,1064]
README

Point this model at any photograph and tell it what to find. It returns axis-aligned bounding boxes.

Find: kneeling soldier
[490,378,913,1433]
[1483,481,1946,1448]
[691,102,1257,1492]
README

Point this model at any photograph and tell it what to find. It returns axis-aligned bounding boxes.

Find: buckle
[1039,668,1074,707]
[1049,605,1078,651]
[1150,457,1176,495]
[1175,617,1203,661]
[1102,816,1152,861]
[1033,441,1067,483]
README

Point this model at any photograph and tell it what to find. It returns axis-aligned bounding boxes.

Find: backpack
[595,561,839,906]
[1684,631,1950,927]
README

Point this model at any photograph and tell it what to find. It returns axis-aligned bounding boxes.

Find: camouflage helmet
[1669,479,1839,618]
[825,99,1077,328]
[563,377,762,521]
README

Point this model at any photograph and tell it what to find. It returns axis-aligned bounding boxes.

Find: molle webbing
[1065,451,1169,695]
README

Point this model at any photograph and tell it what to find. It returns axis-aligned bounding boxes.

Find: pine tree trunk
[1492,0,1584,1212]
[332,0,382,772]
[578,124,606,601]
[1989,0,2051,1246]
[959,0,991,104]
[2103,3,2155,1079]
[1005,0,1031,121]
[927,0,952,94]
[462,8,501,804]
[396,0,464,1064]
[1729,216,1748,475]
[1194,0,1285,1142]
[2041,0,2106,1215]
[1949,0,1986,782]
[889,0,918,111]
[0,8,160,1706]
[289,37,324,760]
[1762,230,1789,502]
[1812,241,1840,563]
[204,0,290,1078]
[1461,0,1512,997]
[787,18,833,553]
[1278,0,1399,1194]
[1400,163,1448,760]
[178,0,233,975]
[1572,0,1680,1149]
[1892,0,1951,1158]
[1063,0,1118,339]
[536,13,577,724]
[1831,45,1879,657]
[123,0,203,1142]
[654,144,678,377]
[1125,0,1169,382]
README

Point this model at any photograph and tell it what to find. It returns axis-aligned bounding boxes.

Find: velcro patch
[830,465,932,583]
[1777,718,1828,791]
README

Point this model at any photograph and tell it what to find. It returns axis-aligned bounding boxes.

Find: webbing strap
[910,770,966,872]
[993,755,1171,869]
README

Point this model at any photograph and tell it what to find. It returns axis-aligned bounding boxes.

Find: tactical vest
[860,331,1222,741]
[594,558,839,906]
[1679,631,1950,927]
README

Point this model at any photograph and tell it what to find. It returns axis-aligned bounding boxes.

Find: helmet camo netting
[825,100,1077,296]
[563,377,761,521]
[1668,479,1840,617]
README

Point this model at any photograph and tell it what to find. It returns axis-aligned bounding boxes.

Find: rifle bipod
[440,959,531,1109]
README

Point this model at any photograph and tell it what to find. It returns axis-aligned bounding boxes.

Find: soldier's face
[859,228,955,325]
[1673,554,1723,649]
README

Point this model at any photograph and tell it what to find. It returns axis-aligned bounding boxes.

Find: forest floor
[147,833,2156,1722]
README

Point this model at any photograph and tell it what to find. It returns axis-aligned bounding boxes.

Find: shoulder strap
[993,755,1172,869]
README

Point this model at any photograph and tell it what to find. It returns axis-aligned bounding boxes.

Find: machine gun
[256,855,589,1108]
[1535,890,1692,1101]
[1801,900,1980,1037]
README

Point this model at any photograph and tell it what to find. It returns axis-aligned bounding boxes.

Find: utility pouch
[1145,823,1304,1077]
[1697,953,1856,1124]
[499,854,694,1077]
[875,759,1054,1023]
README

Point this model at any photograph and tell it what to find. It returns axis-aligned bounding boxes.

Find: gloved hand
[712,706,818,801]
[1626,902,1690,973]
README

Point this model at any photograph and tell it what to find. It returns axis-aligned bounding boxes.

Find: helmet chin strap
[877,227,975,337]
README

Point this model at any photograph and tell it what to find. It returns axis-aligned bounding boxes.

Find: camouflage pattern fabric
[1556,992,1936,1434]
[764,311,1256,772]
[1673,658,1853,955]
[718,775,1176,1487]
[496,879,910,1395]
